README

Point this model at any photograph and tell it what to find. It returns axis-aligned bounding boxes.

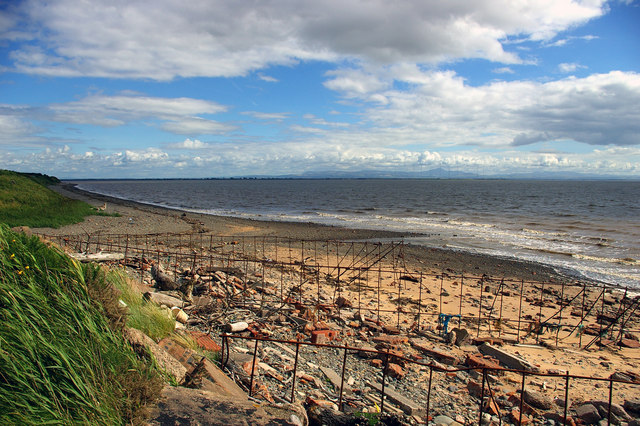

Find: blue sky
[1,0,639,178]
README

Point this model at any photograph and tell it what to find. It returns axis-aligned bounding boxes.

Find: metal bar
[339,344,348,411]
[248,338,259,397]
[519,372,526,426]
[563,372,569,425]
[426,364,433,422]
[479,368,486,426]
[380,351,390,414]
[290,341,301,403]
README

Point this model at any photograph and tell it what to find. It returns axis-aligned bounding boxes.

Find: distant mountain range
[233,167,636,180]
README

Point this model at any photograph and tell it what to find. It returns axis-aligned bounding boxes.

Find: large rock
[575,404,601,424]
[523,389,553,410]
[478,343,537,371]
[123,328,187,384]
[148,386,307,425]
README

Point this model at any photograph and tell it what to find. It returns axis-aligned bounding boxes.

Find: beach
[42,182,566,283]
[32,182,640,421]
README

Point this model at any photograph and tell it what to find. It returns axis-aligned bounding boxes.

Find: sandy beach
[41,182,566,283]
[32,182,640,422]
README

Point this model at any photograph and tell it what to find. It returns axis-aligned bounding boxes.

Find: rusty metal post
[290,341,301,403]
[459,274,464,318]
[517,279,524,342]
[519,372,526,426]
[479,368,486,426]
[248,338,259,397]
[380,351,390,414]
[557,281,565,346]
[607,378,614,425]
[426,364,433,421]
[563,372,570,425]
[580,284,587,347]
[417,271,423,329]
[538,282,544,344]
[339,344,348,411]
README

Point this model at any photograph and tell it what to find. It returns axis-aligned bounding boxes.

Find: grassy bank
[0,225,164,424]
[0,169,115,228]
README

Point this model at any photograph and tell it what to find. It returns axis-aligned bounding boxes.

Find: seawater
[72,179,640,288]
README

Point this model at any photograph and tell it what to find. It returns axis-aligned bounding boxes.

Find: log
[151,264,178,291]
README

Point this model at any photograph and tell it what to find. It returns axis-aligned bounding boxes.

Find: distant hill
[0,169,109,228]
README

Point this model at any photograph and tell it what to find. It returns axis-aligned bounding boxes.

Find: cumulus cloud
[3,0,606,80]
[166,138,211,149]
[324,69,640,148]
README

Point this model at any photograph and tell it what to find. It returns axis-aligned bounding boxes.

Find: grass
[108,268,175,341]
[0,169,118,228]
[0,225,163,424]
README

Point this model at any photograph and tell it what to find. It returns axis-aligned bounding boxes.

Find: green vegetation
[0,169,117,228]
[108,268,175,341]
[0,225,163,424]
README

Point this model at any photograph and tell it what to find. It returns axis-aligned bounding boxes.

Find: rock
[478,343,537,371]
[575,404,601,424]
[124,328,187,384]
[335,296,352,308]
[387,363,405,379]
[307,405,353,426]
[619,338,640,348]
[433,415,455,425]
[624,399,640,414]
[451,327,471,346]
[148,386,307,425]
[523,389,553,410]
[589,400,631,421]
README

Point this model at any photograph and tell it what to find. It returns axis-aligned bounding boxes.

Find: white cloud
[493,67,515,74]
[242,111,290,121]
[166,138,211,149]
[558,62,586,73]
[47,94,232,136]
[4,0,607,80]
[325,70,640,148]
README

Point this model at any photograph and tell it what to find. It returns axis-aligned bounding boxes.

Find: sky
[1,0,639,179]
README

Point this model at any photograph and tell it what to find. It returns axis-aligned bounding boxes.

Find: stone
[510,408,532,425]
[465,354,501,370]
[411,339,459,365]
[374,334,408,346]
[523,389,553,410]
[387,363,405,379]
[433,415,455,425]
[589,400,631,421]
[619,338,640,348]
[148,386,306,425]
[478,343,537,371]
[451,327,471,346]
[320,366,352,396]
[624,399,640,414]
[124,328,187,384]
[367,381,425,416]
[575,404,601,424]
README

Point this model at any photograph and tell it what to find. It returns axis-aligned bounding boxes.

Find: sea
[71,179,640,288]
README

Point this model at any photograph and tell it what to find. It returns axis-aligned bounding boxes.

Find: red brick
[311,329,339,344]
[510,408,531,425]
[465,353,501,370]
[371,359,383,368]
[387,363,405,379]
[187,331,222,352]
[373,335,409,346]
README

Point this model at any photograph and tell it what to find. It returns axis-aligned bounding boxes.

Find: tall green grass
[0,169,116,228]
[108,269,175,341]
[0,225,162,424]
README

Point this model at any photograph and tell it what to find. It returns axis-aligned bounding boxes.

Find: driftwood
[151,264,178,291]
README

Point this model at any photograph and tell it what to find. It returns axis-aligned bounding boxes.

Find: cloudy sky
[1,0,639,178]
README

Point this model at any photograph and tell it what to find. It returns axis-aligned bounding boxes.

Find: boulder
[124,328,186,384]
[575,404,601,424]
[151,264,178,291]
[523,389,553,410]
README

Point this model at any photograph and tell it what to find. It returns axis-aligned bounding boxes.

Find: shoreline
[40,182,578,283]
